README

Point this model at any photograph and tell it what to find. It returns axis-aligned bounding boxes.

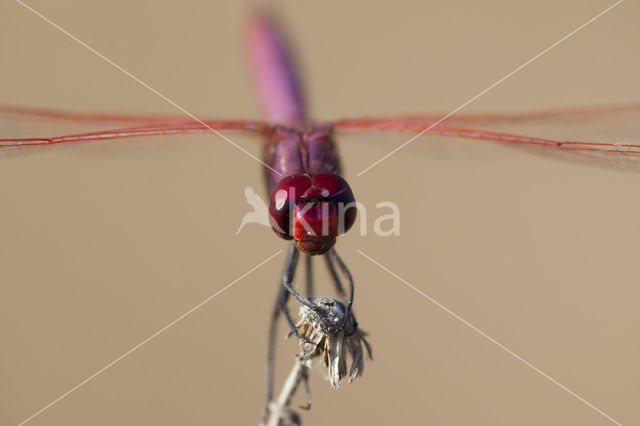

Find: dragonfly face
[268,173,357,255]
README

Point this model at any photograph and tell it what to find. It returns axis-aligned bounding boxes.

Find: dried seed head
[292,296,372,389]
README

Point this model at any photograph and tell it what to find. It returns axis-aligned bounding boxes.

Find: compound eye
[311,173,357,233]
[269,174,312,239]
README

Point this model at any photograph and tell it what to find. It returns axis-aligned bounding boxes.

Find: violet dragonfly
[2,8,640,423]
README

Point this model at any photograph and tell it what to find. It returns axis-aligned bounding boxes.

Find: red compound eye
[310,173,357,234]
[269,174,312,239]
[268,173,357,255]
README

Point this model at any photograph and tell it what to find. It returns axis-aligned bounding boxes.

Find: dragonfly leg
[328,249,355,314]
[281,243,316,309]
[265,244,308,415]
[281,291,314,344]
[264,246,314,422]
[326,250,359,336]
[305,254,314,298]
[264,244,319,421]
[281,243,316,344]
[324,252,346,299]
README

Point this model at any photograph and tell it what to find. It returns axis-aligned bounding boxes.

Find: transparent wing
[381,104,640,126]
[331,104,640,170]
[0,105,268,152]
[0,104,188,124]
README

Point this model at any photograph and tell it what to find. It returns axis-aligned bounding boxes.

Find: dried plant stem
[264,357,310,426]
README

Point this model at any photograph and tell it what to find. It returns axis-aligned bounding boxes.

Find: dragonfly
[2,7,640,423]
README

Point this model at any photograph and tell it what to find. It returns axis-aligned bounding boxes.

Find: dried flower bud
[291,296,372,389]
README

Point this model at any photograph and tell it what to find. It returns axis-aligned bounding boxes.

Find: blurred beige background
[1,0,639,425]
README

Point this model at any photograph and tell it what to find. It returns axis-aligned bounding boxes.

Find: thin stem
[263,358,310,426]
[265,285,287,410]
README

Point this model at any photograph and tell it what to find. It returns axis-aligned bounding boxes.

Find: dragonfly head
[269,173,357,255]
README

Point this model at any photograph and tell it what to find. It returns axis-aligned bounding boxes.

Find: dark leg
[326,250,359,336]
[280,244,318,341]
[281,243,315,309]
[328,249,355,313]
[324,252,346,299]
[265,243,303,417]
[305,254,313,298]
[265,244,319,420]
[280,294,313,343]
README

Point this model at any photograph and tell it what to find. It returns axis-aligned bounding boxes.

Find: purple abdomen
[246,11,341,193]
[245,11,306,127]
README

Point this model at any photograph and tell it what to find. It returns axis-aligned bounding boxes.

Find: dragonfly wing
[0,106,268,152]
[0,104,189,125]
[381,104,640,126]
[331,105,640,170]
